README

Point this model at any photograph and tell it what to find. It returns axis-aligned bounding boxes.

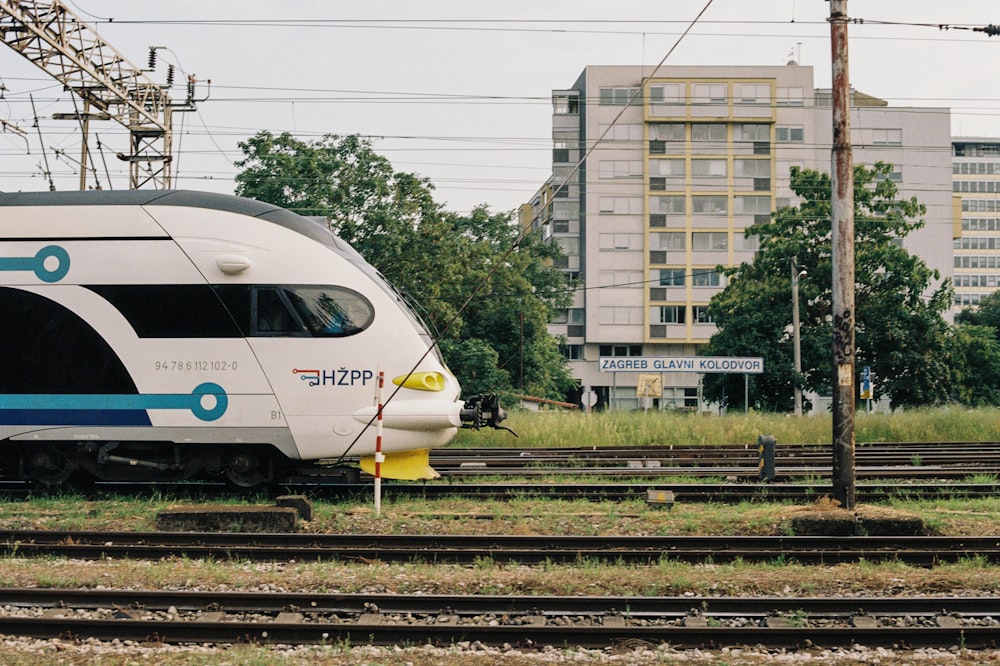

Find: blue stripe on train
[0,384,227,422]
[0,409,152,426]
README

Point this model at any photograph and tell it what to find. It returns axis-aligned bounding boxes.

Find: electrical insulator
[147,47,157,71]
[166,64,174,87]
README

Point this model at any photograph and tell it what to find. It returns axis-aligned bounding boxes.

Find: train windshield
[263,212,444,361]
[254,286,374,338]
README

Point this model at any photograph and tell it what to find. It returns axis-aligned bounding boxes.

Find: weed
[788,609,809,627]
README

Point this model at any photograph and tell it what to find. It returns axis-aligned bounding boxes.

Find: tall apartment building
[953,138,1000,309]
[523,65,954,411]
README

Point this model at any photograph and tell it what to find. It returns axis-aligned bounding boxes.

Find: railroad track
[0,442,996,501]
[0,587,995,649]
[11,479,994,503]
[367,480,999,503]
[2,530,998,565]
[424,443,1000,479]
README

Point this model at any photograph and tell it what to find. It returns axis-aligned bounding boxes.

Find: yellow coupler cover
[360,448,440,480]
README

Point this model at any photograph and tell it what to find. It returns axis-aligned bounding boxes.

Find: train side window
[255,288,307,336]
[89,284,243,338]
[0,286,138,394]
[284,286,374,337]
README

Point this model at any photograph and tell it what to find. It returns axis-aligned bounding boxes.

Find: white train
[0,190,505,487]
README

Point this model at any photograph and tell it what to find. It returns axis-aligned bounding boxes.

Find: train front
[285,215,508,480]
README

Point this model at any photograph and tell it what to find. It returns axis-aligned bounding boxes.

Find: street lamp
[791,257,806,416]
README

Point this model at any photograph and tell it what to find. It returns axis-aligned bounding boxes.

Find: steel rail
[2,530,999,565]
[2,587,996,615]
[0,588,996,648]
[369,481,1000,503]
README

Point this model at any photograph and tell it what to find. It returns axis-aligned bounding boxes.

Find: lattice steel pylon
[0,0,181,189]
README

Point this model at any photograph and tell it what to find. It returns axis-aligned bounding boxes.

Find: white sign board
[598,356,764,374]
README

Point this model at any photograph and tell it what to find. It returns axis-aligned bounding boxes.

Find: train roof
[0,189,338,250]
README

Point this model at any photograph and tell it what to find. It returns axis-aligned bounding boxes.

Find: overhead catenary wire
[331,0,718,463]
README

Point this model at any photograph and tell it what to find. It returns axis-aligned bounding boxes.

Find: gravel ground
[1,637,999,665]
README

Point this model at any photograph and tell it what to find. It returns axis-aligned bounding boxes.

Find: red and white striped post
[373,370,385,516]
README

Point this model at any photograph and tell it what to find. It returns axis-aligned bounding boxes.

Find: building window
[776,126,804,142]
[599,123,643,141]
[600,307,643,325]
[650,232,686,250]
[735,196,771,215]
[962,200,1000,213]
[692,232,729,251]
[738,233,761,251]
[599,160,643,179]
[657,305,686,324]
[735,83,770,104]
[691,269,722,287]
[872,128,902,145]
[659,268,686,286]
[776,87,804,106]
[649,83,683,104]
[736,124,770,141]
[600,87,642,105]
[691,124,727,141]
[649,123,685,141]
[692,196,728,214]
[693,305,715,323]
[599,197,643,215]
[649,195,686,214]
[651,159,685,177]
[556,237,580,255]
[552,201,576,220]
[600,344,644,357]
[553,141,570,163]
[600,270,643,288]
[553,94,580,114]
[692,83,727,104]
[599,233,642,250]
[736,159,770,177]
[692,159,727,177]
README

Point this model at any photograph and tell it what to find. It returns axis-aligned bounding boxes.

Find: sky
[1,1,999,214]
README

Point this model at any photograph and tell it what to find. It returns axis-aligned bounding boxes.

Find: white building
[523,65,954,411]
[953,138,1000,310]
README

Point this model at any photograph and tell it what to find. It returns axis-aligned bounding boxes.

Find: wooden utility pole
[829,0,856,509]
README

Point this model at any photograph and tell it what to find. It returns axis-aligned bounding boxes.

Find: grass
[452,405,1000,449]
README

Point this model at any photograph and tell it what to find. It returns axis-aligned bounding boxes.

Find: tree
[945,325,1000,406]
[956,290,1000,338]
[702,163,953,411]
[234,131,576,400]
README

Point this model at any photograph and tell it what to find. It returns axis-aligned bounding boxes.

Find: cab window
[252,286,373,337]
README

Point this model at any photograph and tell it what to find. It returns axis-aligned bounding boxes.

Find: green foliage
[234,131,576,400]
[702,162,953,411]
[945,325,1000,406]
[956,290,1000,337]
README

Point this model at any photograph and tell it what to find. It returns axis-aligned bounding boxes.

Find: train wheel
[223,448,274,488]
[25,444,79,488]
